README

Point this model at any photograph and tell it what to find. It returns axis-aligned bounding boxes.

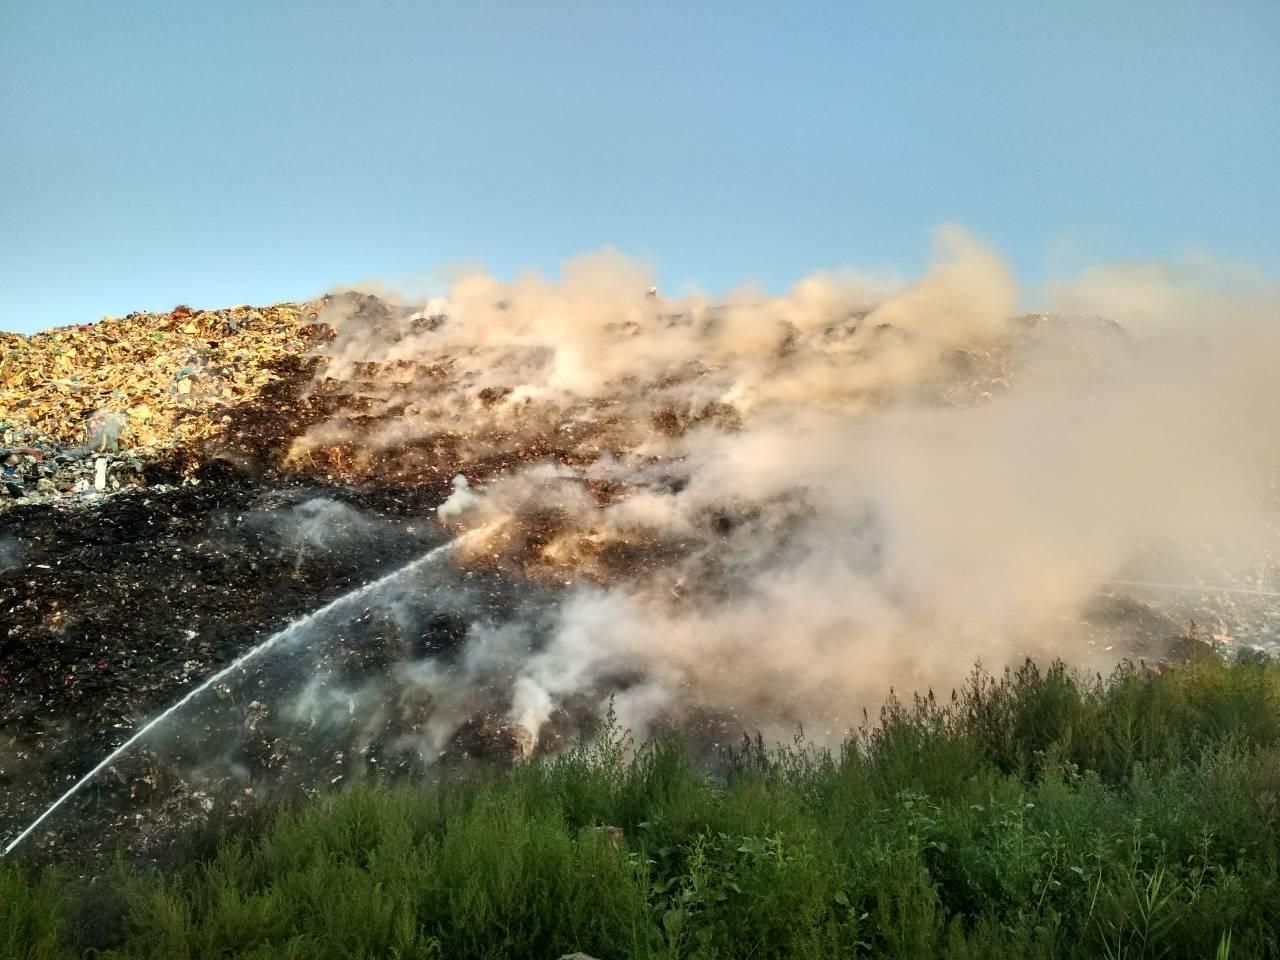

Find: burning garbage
[3,234,1279,867]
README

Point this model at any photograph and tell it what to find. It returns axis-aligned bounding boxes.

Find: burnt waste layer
[0,469,1195,869]
[4,280,1279,867]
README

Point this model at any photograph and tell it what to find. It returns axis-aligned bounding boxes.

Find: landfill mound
[1,301,329,498]
[2,293,1271,867]
[0,292,1127,513]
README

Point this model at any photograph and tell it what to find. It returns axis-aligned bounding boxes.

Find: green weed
[4,651,1280,958]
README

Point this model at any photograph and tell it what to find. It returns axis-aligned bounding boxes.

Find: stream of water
[2,537,459,857]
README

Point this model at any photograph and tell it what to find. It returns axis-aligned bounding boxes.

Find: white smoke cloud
[284,228,1280,750]
[235,496,395,569]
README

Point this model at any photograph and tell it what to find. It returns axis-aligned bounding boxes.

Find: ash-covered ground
[0,468,1196,870]
[4,236,1279,868]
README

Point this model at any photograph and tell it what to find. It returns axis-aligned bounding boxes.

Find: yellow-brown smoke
[293,227,1280,747]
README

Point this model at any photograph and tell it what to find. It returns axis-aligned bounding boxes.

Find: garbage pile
[1,291,1117,511]
[1,302,322,507]
[1,426,151,503]
[3,288,1272,871]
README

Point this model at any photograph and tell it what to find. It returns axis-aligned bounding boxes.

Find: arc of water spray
[3,535,467,858]
[11,541,1275,856]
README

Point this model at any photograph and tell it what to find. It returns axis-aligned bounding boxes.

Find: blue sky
[1,1,1276,333]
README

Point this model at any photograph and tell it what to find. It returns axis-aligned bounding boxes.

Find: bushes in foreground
[6,649,1280,958]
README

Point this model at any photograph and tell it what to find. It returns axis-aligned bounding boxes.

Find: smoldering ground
[291,226,1280,749]
[9,228,1279,865]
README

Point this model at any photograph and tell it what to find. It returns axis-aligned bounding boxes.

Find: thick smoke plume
[286,227,1280,750]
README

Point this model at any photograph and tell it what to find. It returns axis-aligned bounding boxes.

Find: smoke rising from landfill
[285,226,1280,750]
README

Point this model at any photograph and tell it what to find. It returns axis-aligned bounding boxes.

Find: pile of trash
[1,302,322,506]
[1,421,164,504]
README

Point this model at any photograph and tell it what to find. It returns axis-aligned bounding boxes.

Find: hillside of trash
[1,302,331,504]
[2,296,1275,870]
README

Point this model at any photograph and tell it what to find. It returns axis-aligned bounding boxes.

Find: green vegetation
[7,645,1280,958]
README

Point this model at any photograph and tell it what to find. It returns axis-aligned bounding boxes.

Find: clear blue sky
[2,1,1276,333]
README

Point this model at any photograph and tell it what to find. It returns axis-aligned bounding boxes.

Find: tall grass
[0,864,68,960]
[6,649,1280,959]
